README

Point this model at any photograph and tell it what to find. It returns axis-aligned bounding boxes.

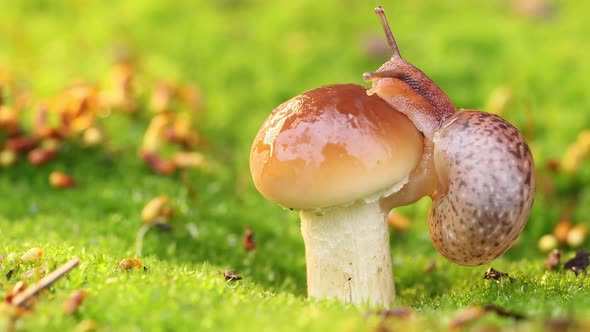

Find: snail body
[365,7,535,265]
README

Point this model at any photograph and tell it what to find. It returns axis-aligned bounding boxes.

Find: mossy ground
[1,0,590,331]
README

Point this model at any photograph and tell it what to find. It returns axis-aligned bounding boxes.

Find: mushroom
[250,84,428,305]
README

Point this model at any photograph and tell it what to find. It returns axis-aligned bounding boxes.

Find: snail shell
[430,110,535,265]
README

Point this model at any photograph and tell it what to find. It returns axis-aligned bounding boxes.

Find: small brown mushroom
[250,84,423,305]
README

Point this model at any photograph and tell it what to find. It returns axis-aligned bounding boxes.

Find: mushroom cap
[249,84,423,210]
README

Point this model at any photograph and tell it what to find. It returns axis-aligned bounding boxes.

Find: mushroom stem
[300,200,395,305]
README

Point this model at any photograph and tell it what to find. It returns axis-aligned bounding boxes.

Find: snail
[249,6,535,305]
[364,6,535,266]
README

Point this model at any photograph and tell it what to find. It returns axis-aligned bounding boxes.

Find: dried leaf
[4,281,28,304]
[449,306,486,330]
[23,265,48,279]
[19,247,43,264]
[554,220,573,244]
[387,211,411,232]
[6,269,14,281]
[5,136,37,153]
[545,249,561,271]
[63,290,88,315]
[423,260,437,273]
[118,258,142,271]
[28,148,58,165]
[11,257,80,307]
[141,196,171,224]
[172,151,206,169]
[483,268,515,283]
[49,171,77,189]
[566,224,588,248]
[483,304,526,320]
[242,227,256,251]
[222,270,242,281]
[538,234,558,252]
[563,249,590,275]
[0,149,17,167]
[73,319,98,332]
[373,307,413,320]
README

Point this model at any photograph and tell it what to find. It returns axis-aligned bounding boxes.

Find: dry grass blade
[11,257,80,307]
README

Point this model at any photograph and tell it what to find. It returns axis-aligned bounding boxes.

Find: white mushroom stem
[300,200,395,305]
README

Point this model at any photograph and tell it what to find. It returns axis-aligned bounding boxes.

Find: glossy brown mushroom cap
[249,84,423,210]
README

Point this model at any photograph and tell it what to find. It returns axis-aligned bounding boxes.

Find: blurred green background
[1,0,590,330]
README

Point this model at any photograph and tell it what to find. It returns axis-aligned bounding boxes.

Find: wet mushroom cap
[249,84,424,210]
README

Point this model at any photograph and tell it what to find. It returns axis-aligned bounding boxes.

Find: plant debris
[545,318,578,332]
[538,234,558,252]
[186,223,199,239]
[73,319,99,332]
[387,211,411,232]
[4,281,28,304]
[0,58,209,191]
[449,306,486,330]
[6,268,14,281]
[118,258,142,271]
[423,260,437,273]
[542,220,588,252]
[11,257,80,307]
[63,290,88,315]
[172,151,206,169]
[141,196,173,225]
[28,148,58,165]
[370,307,414,332]
[22,265,48,279]
[561,129,590,175]
[554,220,572,244]
[511,0,558,21]
[449,304,526,330]
[136,196,174,256]
[482,304,526,320]
[563,249,590,275]
[180,170,197,199]
[483,267,515,283]
[222,270,242,282]
[49,171,77,189]
[242,227,256,251]
[545,249,561,270]
[567,224,588,248]
[139,109,205,175]
[372,307,413,320]
[19,247,43,264]
[484,85,512,115]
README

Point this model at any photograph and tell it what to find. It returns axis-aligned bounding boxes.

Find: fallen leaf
[545,249,561,271]
[222,270,242,281]
[563,249,590,275]
[63,290,88,315]
[483,267,515,283]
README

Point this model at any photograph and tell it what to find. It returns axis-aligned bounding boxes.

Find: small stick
[11,257,80,307]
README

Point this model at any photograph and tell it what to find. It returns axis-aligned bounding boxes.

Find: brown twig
[11,257,80,307]
[483,304,526,320]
